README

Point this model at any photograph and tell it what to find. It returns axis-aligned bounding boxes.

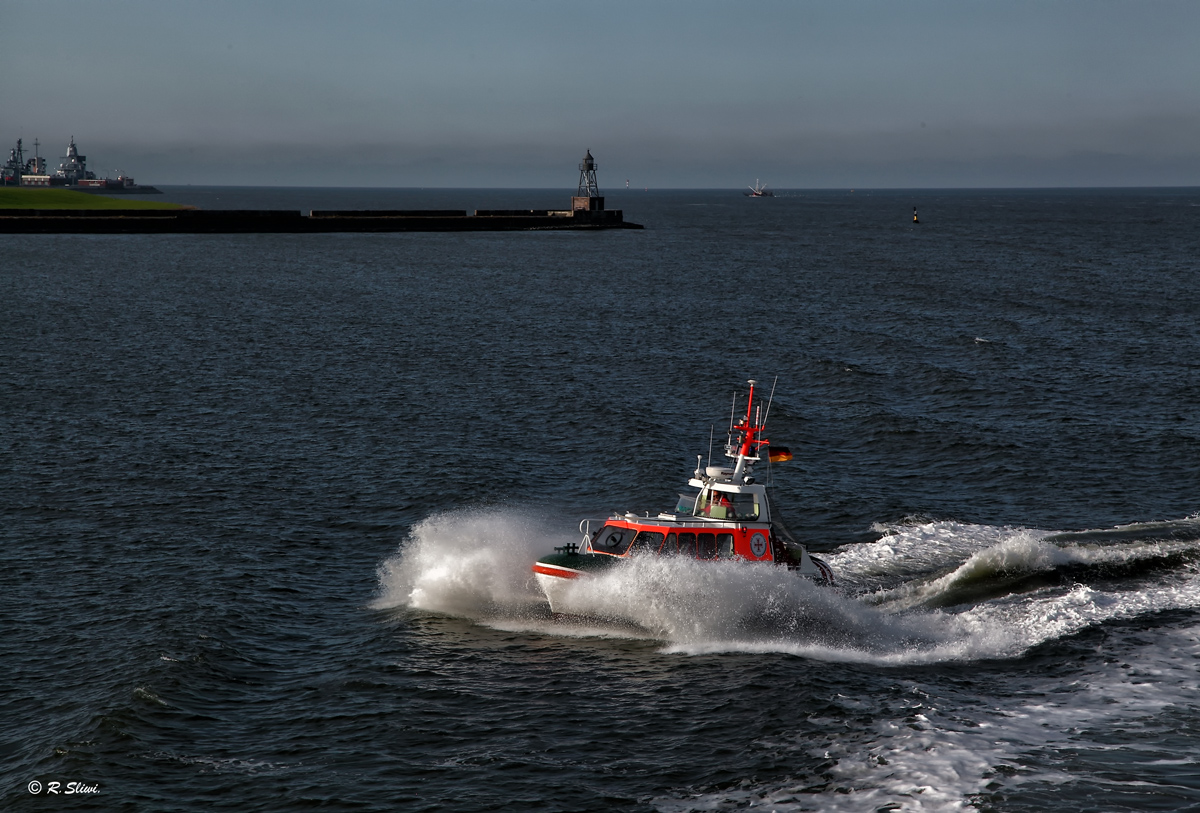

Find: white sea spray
[377,509,1200,665]
[372,507,563,617]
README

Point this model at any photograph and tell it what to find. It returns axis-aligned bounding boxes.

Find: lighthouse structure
[572,149,605,215]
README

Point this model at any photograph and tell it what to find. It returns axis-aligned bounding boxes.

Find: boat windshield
[675,490,760,520]
[590,525,636,555]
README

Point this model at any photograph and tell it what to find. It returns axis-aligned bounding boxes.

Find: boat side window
[716,533,735,558]
[692,491,761,520]
[701,492,732,519]
[663,533,678,555]
[730,494,759,520]
[630,531,665,554]
[675,492,701,515]
[678,532,697,557]
[592,526,635,555]
[697,532,717,559]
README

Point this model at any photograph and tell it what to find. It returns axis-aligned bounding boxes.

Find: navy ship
[2,136,160,193]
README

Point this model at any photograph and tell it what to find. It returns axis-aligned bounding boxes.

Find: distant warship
[2,136,159,193]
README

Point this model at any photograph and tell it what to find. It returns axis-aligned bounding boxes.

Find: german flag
[768,446,793,463]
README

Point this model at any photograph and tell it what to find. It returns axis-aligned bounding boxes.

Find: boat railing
[578,518,607,541]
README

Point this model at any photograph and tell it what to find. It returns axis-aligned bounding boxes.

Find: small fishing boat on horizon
[532,380,833,615]
[745,179,774,197]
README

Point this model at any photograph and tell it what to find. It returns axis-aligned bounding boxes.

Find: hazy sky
[4,1,1199,187]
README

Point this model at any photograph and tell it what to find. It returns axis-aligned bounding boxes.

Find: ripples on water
[4,187,1200,811]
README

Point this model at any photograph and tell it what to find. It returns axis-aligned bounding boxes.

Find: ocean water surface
[3,186,1199,811]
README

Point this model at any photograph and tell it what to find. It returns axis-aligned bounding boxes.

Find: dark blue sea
[4,186,1199,811]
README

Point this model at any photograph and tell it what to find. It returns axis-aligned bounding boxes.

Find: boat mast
[731,379,759,481]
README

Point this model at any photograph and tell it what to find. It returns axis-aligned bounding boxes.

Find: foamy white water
[655,619,1200,813]
[373,508,564,617]
[377,511,1200,666]
[376,510,1200,810]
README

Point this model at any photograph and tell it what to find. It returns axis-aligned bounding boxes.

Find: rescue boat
[533,380,834,614]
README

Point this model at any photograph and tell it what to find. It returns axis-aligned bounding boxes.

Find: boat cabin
[586,519,788,563]
[583,481,791,564]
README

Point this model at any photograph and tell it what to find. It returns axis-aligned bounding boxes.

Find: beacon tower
[572,150,604,214]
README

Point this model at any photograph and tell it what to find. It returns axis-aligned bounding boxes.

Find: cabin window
[630,531,665,554]
[677,532,697,557]
[697,532,717,559]
[717,533,736,558]
[704,493,731,519]
[662,533,678,555]
[730,494,760,520]
[591,525,635,555]
[675,492,701,514]
[685,490,761,520]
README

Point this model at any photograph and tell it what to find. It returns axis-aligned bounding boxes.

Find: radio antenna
[762,376,778,427]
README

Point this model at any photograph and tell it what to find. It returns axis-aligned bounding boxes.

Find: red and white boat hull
[532,561,586,614]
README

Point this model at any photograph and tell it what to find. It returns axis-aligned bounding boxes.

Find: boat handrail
[578,517,608,540]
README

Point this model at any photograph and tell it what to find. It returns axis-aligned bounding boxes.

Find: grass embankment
[0,187,185,210]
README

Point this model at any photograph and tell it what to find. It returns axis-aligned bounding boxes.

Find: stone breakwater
[0,207,642,233]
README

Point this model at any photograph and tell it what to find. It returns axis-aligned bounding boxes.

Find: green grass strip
[0,187,184,210]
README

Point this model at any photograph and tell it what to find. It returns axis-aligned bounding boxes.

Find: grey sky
[3,1,1198,187]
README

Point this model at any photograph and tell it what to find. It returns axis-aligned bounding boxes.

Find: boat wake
[654,617,1200,813]
[847,518,1200,611]
[374,509,1200,664]
[650,517,1200,812]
